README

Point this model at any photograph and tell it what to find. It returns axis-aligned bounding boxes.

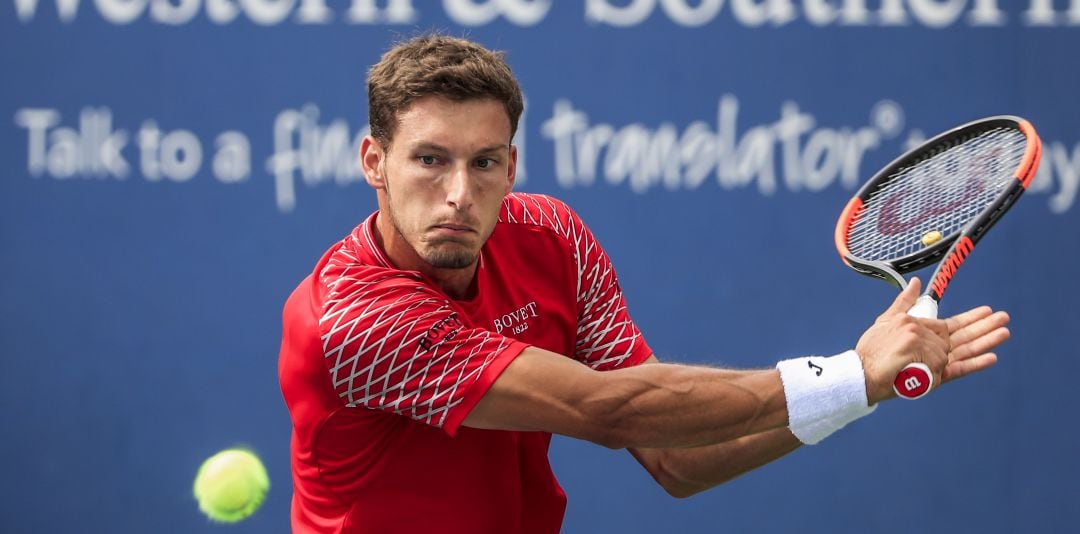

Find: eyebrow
[411,142,509,155]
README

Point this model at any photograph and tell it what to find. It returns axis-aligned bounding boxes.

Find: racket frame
[835,115,1041,302]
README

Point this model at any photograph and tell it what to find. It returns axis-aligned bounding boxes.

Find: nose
[445,164,474,211]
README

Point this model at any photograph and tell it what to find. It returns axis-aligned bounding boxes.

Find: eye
[419,155,438,165]
[476,158,495,169]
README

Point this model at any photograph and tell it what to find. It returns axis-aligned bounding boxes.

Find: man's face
[365,96,516,270]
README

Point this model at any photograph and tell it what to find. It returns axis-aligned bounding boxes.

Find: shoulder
[498,192,588,241]
[315,230,434,313]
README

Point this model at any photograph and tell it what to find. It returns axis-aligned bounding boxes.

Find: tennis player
[278,35,1011,534]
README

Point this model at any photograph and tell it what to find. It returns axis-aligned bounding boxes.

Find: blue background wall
[3,1,1078,532]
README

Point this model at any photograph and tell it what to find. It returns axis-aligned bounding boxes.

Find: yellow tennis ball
[193,448,269,523]
[921,230,943,246]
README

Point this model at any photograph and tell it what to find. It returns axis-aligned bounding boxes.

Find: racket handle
[894,295,940,399]
[907,294,939,319]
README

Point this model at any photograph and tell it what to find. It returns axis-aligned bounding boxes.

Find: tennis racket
[834,115,1041,399]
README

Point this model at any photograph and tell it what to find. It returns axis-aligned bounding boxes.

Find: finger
[950,311,1010,349]
[943,306,994,334]
[882,277,922,317]
[943,352,999,383]
[950,326,1011,363]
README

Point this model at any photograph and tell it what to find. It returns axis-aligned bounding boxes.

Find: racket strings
[847,126,1027,263]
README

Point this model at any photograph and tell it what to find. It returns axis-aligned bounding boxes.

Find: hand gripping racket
[835,116,1041,399]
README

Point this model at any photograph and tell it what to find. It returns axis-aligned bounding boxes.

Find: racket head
[835,115,1042,294]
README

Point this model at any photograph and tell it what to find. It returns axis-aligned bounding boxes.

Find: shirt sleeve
[550,200,652,371]
[317,268,527,436]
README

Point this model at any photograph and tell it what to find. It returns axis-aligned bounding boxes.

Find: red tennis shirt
[279,193,653,533]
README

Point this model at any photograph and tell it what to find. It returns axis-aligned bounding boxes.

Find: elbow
[656,471,708,500]
[664,484,703,499]
[648,450,719,499]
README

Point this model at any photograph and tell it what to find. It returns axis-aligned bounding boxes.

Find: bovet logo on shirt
[418,313,464,352]
[493,301,539,336]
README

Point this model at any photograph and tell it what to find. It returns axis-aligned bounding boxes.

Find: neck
[423,266,478,301]
[374,212,478,300]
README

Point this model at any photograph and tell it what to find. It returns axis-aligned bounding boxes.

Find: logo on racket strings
[876,179,985,236]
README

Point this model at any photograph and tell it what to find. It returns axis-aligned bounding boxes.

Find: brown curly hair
[367,35,524,149]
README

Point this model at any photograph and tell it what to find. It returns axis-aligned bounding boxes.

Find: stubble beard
[422,244,477,269]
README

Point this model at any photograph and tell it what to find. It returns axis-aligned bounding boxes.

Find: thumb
[882,277,921,317]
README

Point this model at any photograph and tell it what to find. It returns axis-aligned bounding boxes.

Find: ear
[360,135,386,189]
[505,144,518,195]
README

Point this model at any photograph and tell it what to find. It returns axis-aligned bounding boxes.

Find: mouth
[431,223,476,234]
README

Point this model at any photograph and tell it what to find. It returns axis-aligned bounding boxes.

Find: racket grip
[907,294,939,319]
[894,295,940,399]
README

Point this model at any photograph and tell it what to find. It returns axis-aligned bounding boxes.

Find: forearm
[582,363,790,449]
[630,429,802,498]
[597,351,874,449]
[465,349,790,449]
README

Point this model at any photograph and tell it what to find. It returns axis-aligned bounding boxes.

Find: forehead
[392,96,512,149]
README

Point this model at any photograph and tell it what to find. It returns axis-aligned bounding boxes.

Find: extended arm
[464,346,789,449]
[463,279,1009,493]
[629,296,1010,497]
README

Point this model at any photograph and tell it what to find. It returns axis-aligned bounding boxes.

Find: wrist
[776,350,877,445]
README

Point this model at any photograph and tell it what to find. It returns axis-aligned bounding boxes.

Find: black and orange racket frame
[834,116,1042,303]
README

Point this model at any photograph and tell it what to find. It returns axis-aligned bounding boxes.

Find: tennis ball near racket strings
[193,448,269,522]
[921,230,943,246]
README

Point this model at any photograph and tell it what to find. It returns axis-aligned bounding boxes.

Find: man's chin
[422,247,478,269]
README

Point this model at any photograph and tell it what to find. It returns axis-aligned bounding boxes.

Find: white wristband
[776,350,877,445]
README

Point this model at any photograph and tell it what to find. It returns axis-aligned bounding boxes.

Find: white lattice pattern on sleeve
[318,253,514,429]
[501,194,644,371]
